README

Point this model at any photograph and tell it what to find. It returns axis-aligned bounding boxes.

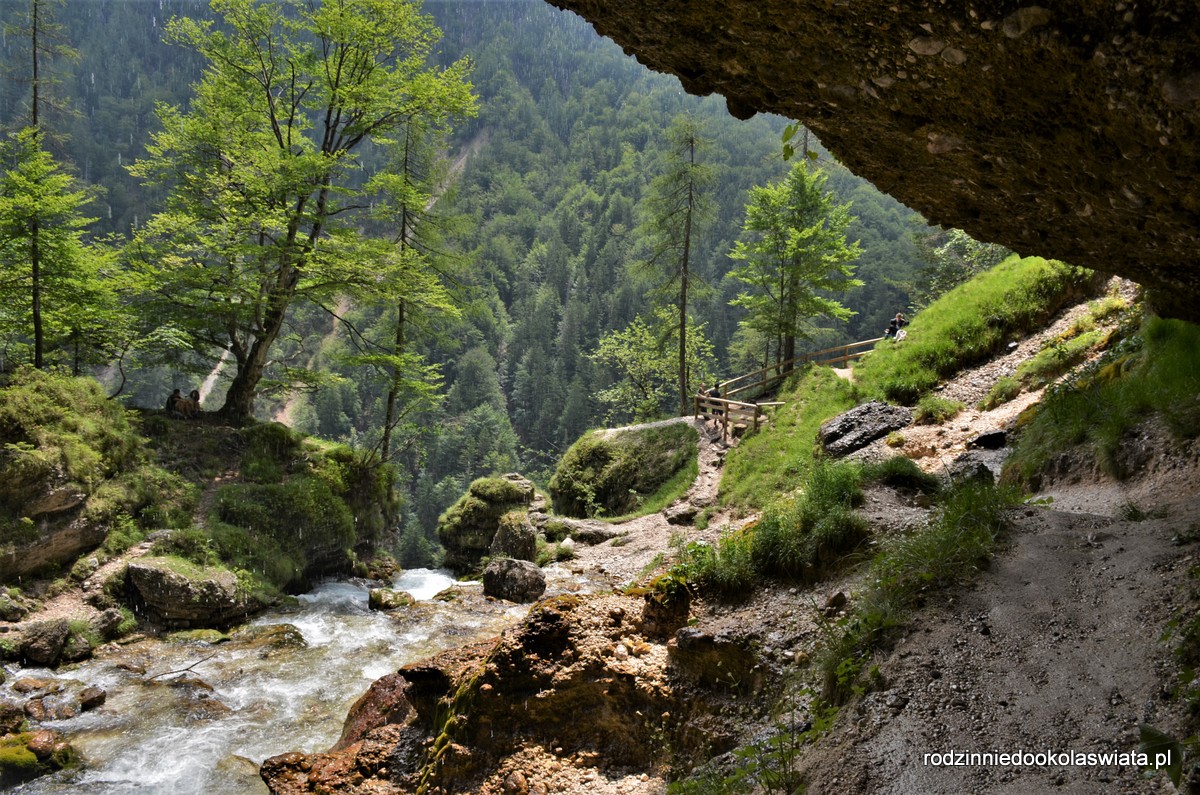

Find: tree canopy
[127,0,474,419]
[728,162,863,369]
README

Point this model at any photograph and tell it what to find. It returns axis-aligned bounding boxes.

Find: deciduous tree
[729,162,863,370]
[128,0,473,419]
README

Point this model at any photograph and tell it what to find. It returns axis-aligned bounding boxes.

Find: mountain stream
[6,569,533,794]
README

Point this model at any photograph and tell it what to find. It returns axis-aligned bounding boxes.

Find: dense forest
[0,0,943,563]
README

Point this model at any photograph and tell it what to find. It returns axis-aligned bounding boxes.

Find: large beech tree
[128,0,473,419]
[729,162,863,370]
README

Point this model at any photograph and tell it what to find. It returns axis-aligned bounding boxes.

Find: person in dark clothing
[165,389,183,414]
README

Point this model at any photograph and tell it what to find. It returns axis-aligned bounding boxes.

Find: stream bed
[6,569,531,794]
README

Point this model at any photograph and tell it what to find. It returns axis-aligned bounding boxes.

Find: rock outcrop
[819,401,913,458]
[436,474,542,572]
[260,593,773,794]
[481,558,546,603]
[127,557,265,628]
[548,0,1200,322]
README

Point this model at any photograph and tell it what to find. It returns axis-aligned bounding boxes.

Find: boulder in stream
[128,557,267,628]
[482,558,546,603]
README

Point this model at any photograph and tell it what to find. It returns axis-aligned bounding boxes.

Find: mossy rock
[437,475,538,573]
[548,422,698,518]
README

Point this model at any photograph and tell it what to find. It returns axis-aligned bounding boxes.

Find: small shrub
[913,395,965,425]
[862,457,941,495]
[152,527,219,566]
[239,422,303,484]
[979,376,1021,410]
[884,431,905,448]
[672,530,757,597]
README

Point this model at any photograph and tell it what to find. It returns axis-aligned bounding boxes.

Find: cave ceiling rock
[547,0,1200,321]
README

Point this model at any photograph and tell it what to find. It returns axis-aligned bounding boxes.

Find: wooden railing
[720,338,883,399]
[693,394,785,441]
[693,336,884,441]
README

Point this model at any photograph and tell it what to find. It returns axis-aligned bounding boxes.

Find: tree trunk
[218,267,297,420]
[31,217,43,369]
[381,299,405,461]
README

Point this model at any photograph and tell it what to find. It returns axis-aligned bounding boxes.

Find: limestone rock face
[548,0,1200,321]
[127,557,264,628]
[820,401,913,458]
[482,558,546,603]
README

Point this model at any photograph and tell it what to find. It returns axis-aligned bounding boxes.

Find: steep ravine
[260,295,1200,794]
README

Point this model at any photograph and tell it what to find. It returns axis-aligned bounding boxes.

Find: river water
[6,569,531,794]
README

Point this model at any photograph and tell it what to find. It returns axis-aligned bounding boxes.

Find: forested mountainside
[0,0,934,561]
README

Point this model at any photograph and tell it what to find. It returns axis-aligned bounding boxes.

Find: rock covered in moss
[368,588,415,611]
[490,510,537,561]
[548,421,698,518]
[437,474,541,572]
[127,557,266,628]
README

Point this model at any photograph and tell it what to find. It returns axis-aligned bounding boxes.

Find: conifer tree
[637,114,714,415]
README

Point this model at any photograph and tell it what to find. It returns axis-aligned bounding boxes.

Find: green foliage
[671,530,757,597]
[729,161,863,367]
[1014,329,1103,389]
[1005,317,1200,486]
[151,527,218,567]
[127,0,476,417]
[0,127,129,373]
[677,460,866,597]
[853,256,1097,405]
[239,422,304,484]
[861,456,941,495]
[912,395,965,425]
[636,114,717,416]
[912,227,1012,307]
[819,480,1018,703]
[719,366,856,509]
[592,308,717,423]
[979,376,1021,410]
[548,422,698,518]
[750,460,866,581]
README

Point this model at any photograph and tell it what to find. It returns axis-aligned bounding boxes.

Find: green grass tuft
[1005,317,1200,486]
[913,395,965,425]
[979,376,1022,410]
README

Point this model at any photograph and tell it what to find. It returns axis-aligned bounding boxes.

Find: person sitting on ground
[165,388,183,415]
[885,318,899,339]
